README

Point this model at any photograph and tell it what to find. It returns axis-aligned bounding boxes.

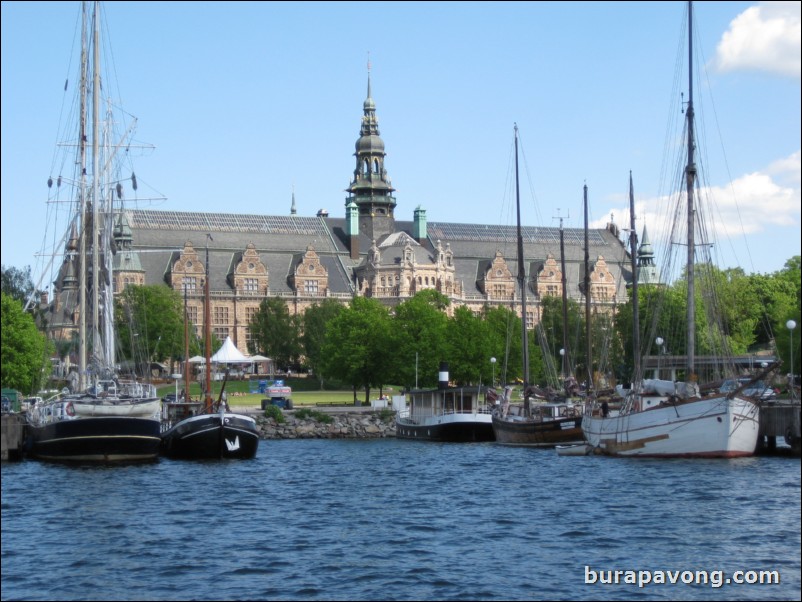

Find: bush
[264,404,285,423]
[378,408,395,423]
[294,408,333,424]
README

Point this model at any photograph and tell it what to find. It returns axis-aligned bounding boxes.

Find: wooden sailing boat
[581,0,761,457]
[491,125,584,447]
[26,1,161,463]
[159,236,260,459]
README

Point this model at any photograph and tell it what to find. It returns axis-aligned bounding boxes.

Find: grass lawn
[156,379,399,408]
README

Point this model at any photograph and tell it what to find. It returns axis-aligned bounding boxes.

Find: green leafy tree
[1,292,52,394]
[481,304,522,385]
[1,264,48,331]
[772,256,801,376]
[320,297,392,403]
[250,297,302,372]
[712,267,759,353]
[115,285,184,371]
[302,299,344,388]
[536,295,585,380]
[389,290,450,389]
[1,265,37,305]
[444,305,490,385]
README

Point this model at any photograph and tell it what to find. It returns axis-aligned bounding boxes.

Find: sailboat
[159,238,259,460]
[581,0,761,457]
[491,125,585,447]
[25,1,161,463]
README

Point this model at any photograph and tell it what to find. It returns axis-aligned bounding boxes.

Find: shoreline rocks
[254,411,397,439]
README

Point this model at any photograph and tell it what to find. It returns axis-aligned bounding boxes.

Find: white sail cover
[642,378,700,398]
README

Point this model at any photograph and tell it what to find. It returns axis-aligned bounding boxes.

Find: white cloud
[714,1,801,77]
[766,150,801,186]
[593,154,801,252]
[710,170,799,234]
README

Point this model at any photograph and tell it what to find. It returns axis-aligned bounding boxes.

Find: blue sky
[2,1,800,286]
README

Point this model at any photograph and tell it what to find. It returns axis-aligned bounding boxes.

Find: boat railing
[27,400,77,426]
[400,405,494,421]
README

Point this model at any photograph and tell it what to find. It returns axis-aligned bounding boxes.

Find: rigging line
[655,7,689,206]
[49,4,83,177]
[691,44,777,349]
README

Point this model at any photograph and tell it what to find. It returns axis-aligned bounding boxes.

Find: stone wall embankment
[254,411,396,439]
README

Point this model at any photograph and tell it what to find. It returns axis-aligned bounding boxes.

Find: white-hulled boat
[581,1,762,458]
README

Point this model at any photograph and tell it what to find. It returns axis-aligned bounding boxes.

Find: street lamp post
[655,337,664,379]
[490,357,497,387]
[559,348,565,379]
[788,320,797,401]
[172,373,182,402]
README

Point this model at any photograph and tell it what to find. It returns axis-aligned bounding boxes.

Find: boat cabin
[161,400,204,428]
[504,401,580,421]
[407,386,493,419]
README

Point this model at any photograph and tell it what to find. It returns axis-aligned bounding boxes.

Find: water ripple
[2,440,800,601]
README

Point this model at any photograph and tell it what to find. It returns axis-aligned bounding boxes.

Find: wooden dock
[757,401,801,456]
[1,413,26,461]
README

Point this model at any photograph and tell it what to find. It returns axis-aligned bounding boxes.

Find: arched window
[373,159,380,173]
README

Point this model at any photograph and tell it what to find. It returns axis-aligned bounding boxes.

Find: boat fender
[66,402,75,417]
[632,399,641,413]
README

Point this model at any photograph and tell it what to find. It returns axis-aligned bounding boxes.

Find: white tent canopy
[211,336,251,364]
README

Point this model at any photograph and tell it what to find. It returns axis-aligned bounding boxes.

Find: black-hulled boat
[490,126,585,448]
[27,397,161,463]
[160,402,259,460]
[396,364,495,442]
[159,238,259,460]
[25,2,162,464]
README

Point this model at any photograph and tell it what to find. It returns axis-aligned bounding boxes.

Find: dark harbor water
[2,440,800,601]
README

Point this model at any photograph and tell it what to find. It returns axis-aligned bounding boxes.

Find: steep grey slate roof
[124,209,632,302]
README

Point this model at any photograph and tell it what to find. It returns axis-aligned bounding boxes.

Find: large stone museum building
[48,75,658,357]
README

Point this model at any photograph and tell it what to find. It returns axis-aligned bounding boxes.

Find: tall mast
[204,233,213,411]
[514,125,530,417]
[628,172,641,385]
[91,0,102,373]
[685,0,697,380]
[583,184,593,392]
[78,1,89,391]
[184,282,190,400]
[557,213,569,379]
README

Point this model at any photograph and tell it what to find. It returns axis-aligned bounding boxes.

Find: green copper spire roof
[347,66,395,200]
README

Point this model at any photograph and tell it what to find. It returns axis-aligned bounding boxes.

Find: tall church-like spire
[346,60,396,242]
[636,225,661,285]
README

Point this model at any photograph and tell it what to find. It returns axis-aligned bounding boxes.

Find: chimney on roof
[346,201,359,259]
[413,205,427,246]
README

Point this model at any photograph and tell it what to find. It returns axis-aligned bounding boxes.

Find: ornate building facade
[49,74,650,357]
